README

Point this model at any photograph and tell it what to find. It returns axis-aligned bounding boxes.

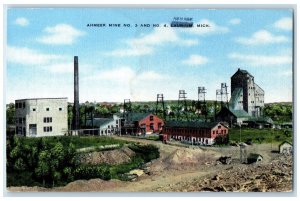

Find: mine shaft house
[163,121,228,145]
[121,113,164,135]
[15,98,68,137]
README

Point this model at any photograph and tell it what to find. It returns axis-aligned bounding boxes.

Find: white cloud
[182,54,208,66]
[7,46,65,66]
[15,17,29,26]
[186,19,229,35]
[6,46,93,74]
[129,26,179,47]
[105,46,153,57]
[106,25,198,57]
[228,52,292,66]
[229,18,241,25]
[235,30,288,45]
[279,70,292,77]
[274,17,293,31]
[85,67,135,82]
[37,24,85,45]
[136,71,165,81]
[85,67,167,83]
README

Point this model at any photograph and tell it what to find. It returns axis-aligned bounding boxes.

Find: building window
[213,131,215,134]
[150,116,154,121]
[218,125,221,129]
[22,102,25,108]
[43,126,52,132]
[116,120,118,124]
[150,123,154,130]
[59,108,62,111]
[44,117,52,123]
[158,123,162,129]
[33,108,36,111]
[46,108,49,111]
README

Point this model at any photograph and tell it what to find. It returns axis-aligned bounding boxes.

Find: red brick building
[163,121,228,145]
[122,113,164,135]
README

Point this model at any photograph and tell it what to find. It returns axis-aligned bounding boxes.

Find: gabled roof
[279,141,292,147]
[231,68,254,79]
[254,83,265,93]
[248,153,263,159]
[230,109,250,118]
[125,112,156,122]
[218,107,250,118]
[86,118,114,127]
[165,121,225,129]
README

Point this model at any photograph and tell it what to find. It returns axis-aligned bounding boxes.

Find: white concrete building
[15,98,68,137]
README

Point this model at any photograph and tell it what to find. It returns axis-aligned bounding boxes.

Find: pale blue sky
[6,8,293,103]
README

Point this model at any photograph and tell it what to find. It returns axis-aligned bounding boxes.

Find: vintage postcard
[5,6,294,193]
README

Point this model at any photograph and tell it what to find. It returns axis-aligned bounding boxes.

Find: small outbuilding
[279,141,293,155]
[247,153,263,164]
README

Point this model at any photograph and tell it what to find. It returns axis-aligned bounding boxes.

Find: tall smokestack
[73,56,80,130]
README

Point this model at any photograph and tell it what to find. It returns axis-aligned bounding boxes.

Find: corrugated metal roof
[164,121,221,129]
[126,112,153,121]
[86,118,114,127]
[229,109,250,118]
[247,116,274,124]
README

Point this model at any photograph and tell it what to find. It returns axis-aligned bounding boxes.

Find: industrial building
[121,113,164,135]
[230,68,265,117]
[15,98,68,137]
[163,121,228,145]
[216,68,270,127]
[86,114,121,135]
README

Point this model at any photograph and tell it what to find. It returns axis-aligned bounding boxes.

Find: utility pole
[239,122,242,143]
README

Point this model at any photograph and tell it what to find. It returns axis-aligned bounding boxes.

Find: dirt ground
[7,136,293,193]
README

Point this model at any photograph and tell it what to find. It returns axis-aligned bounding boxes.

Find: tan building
[15,98,68,137]
[279,141,293,155]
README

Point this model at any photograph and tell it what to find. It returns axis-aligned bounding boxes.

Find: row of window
[32,107,63,112]
[107,125,119,129]
[250,100,264,104]
[16,117,26,124]
[212,129,227,134]
[44,126,52,132]
[15,102,25,109]
[164,127,209,135]
[44,117,52,123]
[140,123,162,130]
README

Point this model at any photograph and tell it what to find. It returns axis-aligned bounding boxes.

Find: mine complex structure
[177,90,189,121]
[155,93,166,120]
